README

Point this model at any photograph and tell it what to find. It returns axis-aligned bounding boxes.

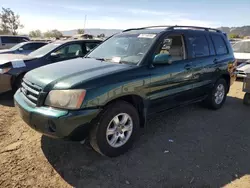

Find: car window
[29,42,62,57]
[155,35,185,62]
[54,43,83,59]
[233,41,250,53]
[19,37,29,42]
[23,43,46,50]
[87,33,156,64]
[188,35,210,58]
[22,44,33,50]
[1,36,20,44]
[33,43,46,49]
[85,42,99,52]
[211,35,228,55]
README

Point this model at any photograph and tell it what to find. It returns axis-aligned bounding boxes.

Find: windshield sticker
[111,57,121,63]
[138,34,156,39]
[11,59,26,68]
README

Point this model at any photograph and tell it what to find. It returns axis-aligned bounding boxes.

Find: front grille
[20,79,42,105]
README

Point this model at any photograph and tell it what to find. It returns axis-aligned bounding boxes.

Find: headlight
[0,67,11,74]
[45,89,86,109]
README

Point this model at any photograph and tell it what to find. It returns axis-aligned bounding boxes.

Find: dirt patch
[0,81,250,188]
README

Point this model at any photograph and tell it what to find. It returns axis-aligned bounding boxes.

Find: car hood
[234,52,250,60]
[0,54,36,65]
[24,58,133,90]
[0,49,13,54]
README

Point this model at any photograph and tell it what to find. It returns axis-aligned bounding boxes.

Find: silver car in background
[234,39,250,77]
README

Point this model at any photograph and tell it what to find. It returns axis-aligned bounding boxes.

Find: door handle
[184,64,192,70]
[2,43,5,46]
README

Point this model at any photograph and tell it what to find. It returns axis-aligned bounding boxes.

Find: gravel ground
[0,81,250,188]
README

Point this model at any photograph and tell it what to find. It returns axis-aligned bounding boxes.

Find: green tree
[29,30,42,38]
[77,29,84,34]
[0,7,23,35]
[229,33,240,39]
[43,30,63,39]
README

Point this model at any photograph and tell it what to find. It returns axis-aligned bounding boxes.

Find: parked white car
[234,39,250,77]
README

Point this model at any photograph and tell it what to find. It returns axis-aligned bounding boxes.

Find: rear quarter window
[211,35,228,55]
[188,35,210,58]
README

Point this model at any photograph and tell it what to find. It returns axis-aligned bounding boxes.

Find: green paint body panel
[14,28,236,140]
[14,89,100,138]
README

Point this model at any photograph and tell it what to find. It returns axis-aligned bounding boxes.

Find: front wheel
[203,79,228,110]
[90,101,140,157]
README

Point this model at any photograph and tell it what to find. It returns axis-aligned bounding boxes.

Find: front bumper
[0,74,12,94]
[14,89,101,139]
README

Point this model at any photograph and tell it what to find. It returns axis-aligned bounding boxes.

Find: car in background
[229,38,242,45]
[233,39,250,77]
[14,26,236,157]
[0,39,102,94]
[0,41,47,55]
[0,35,30,49]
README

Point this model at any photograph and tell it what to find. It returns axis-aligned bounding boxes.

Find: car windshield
[86,33,157,64]
[10,42,26,50]
[29,42,62,57]
[233,41,250,53]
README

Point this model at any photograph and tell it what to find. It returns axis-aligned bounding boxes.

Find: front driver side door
[148,33,195,114]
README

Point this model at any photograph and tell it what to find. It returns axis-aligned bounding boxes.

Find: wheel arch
[220,74,230,93]
[103,94,148,127]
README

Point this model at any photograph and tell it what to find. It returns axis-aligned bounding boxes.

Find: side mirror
[18,48,23,51]
[50,52,60,59]
[153,53,172,65]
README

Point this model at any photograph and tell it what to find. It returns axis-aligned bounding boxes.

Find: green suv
[14,26,236,157]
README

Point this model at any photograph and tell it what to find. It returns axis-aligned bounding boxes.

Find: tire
[203,78,228,110]
[13,74,24,92]
[243,93,250,106]
[90,100,140,157]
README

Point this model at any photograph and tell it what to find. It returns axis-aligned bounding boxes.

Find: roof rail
[122,25,171,32]
[166,25,222,33]
[122,25,222,33]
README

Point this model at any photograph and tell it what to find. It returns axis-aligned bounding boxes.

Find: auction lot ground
[0,80,250,188]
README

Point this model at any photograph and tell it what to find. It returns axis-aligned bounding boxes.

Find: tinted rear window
[188,35,210,58]
[211,35,228,55]
[1,36,29,43]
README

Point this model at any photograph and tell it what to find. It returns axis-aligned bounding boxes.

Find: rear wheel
[203,79,228,109]
[90,101,139,157]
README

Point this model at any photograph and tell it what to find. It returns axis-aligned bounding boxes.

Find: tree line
[0,7,106,38]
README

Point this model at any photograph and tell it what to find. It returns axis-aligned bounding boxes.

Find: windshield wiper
[85,57,105,61]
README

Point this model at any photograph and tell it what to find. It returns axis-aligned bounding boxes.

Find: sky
[1,0,250,33]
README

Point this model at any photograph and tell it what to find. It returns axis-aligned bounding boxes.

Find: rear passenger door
[186,32,216,98]
[210,33,231,79]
